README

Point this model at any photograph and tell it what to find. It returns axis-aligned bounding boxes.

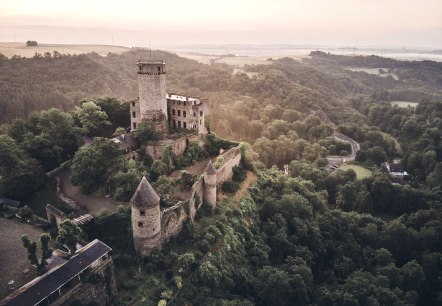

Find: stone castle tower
[130,61,168,135]
[131,176,162,257]
[130,150,242,257]
[203,161,217,208]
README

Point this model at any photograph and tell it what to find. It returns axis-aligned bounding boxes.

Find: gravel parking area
[0,218,45,299]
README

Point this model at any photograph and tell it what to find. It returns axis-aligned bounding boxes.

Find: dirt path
[0,218,44,299]
[233,171,258,200]
[219,171,258,202]
[58,169,124,216]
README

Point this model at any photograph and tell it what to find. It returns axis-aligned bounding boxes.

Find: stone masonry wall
[132,205,162,256]
[146,134,201,160]
[189,179,204,221]
[160,203,188,245]
[159,177,204,243]
[216,146,242,185]
[138,145,241,254]
[138,73,167,118]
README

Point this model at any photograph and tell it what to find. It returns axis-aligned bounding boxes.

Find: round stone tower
[204,161,217,208]
[136,60,168,135]
[131,176,162,257]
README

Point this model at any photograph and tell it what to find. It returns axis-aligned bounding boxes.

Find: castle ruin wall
[216,146,242,185]
[145,134,202,160]
[160,203,188,245]
[189,179,204,221]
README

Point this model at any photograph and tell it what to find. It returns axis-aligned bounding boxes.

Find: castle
[129,60,241,257]
[130,60,207,135]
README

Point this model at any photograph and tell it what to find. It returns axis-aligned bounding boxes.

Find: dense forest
[0,49,441,305]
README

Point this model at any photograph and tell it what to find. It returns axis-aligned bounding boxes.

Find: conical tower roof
[130,176,160,208]
[205,160,217,175]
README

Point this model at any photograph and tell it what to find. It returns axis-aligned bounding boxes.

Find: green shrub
[222,181,240,193]
[121,279,138,290]
[135,120,161,143]
[110,171,140,202]
[82,272,103,284]
[204,133,239,156]
[232,165,246,182]
[214,156,224,169]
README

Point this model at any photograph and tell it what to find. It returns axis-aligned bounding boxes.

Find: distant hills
[0,42,130,58]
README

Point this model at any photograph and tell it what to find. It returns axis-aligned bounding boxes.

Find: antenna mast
[149,39,152,61]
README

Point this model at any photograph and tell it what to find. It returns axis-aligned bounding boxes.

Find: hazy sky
[1,0,441,48]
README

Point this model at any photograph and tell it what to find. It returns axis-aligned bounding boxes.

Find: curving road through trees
[327,132,360,169]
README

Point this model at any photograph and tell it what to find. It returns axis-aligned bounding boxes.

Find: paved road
[326,132,360,169]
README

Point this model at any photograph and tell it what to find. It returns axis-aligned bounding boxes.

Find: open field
[176,51,305,67]
[337,164,372,179]
[0,42,130,58]
[346,67,399,80]
[0,218,45,299]
[214,56,273,67]
[175,52,218,65]
[390,101,419,108]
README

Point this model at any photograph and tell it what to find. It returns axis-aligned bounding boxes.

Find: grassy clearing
[176,52,305,67]
[175,52,217,64]
[390,101,419,108]
[0,42,130,58]
[337,164,372,179]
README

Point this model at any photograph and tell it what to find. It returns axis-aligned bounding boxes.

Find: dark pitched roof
[389,163,404,172]
[130,176,160,208]
[1,239,111,306]
[0,198,22,208]
[204,160,217,175]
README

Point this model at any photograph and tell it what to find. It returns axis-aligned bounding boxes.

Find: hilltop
[0,42,130,58]
[0,47,441,305]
